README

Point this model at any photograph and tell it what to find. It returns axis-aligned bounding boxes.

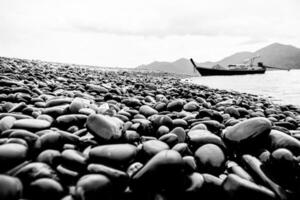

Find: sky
[0,0,299,68]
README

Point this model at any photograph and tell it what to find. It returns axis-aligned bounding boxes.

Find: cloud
[68,16,293,38]
[2,0,300,39]
[60,0,300,39]
[240,37,270,45]
[0,0,300,67]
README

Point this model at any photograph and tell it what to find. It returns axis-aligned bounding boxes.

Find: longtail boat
[190,58,266,76]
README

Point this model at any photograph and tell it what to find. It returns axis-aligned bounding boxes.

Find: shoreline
[183,72,300,107]
[182,77,284,106]
[1,56,300,199]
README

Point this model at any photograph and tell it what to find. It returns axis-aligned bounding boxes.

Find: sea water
[185,70,300,106]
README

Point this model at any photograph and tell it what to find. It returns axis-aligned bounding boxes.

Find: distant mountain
[215,51,253,66]
[136,43,300,75]
[254,43,300,69]
[138,58,198,75]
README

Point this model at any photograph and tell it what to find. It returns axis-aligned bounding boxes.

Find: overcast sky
[0,0,299,68]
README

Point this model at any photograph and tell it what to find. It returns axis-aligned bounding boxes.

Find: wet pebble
[139,105,158,117]
[156,125,170,137]
[36,149,61,167]
[13,119,51,131]
[167,99,185,112]
[222,174,276,200]
[86,114,123,141]
[268,129,300,155]
[194,144,226,175]
[1,57,300,199]
[56,114,87,128]
[13,162,58,186]
[0,175,23,200]
[89,144,138,167]
[45,98,72,108]
[61,149,87,172]
[0,143,27,172]
[222,117,272,153]
[0,116,16,132]
[183,101,200,112]
[74,174,113,200]
[69,97,90,113]
[28,178,64,200]
[87,163,129,191]
[131,150,184,191]
[170,126,186,142]
[141,140,169,160]
[188,129,225,150]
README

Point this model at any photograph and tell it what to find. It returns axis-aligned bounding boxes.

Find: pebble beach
[1,56,300,200]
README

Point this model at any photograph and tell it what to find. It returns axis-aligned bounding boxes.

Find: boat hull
[195,66,266,76]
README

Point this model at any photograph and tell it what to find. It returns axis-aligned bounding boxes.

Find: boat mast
[190,58,197,72]
[249,55,260,68]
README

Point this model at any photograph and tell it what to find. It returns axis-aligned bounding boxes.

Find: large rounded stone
[222,117,272,152]
[268,129,300,156]
[139,105,158,117]
[224,106,240,118]
[36,150,61,167]
[200,120,224,134]
[0,143,27,172]
[0,175,23,200]
[74,174,113,200]
[194,144,226,174]
[197,109,214,119]
[184,172,204,194]
[265,148,297,188]
[9,129,39,146]
[45,98,72,108]
[56,114,87,128]
[172,118,188,128]
[222,174,276,200]
[29,178,64,200]
[61,149,87,171]
[122,98,141,107]
[0,116,16,133]
[87,84,108,93]
[69,97,89,113]
[38,131,63,150]
[170,127,186,143]
[156,125,170,137]
[154,102,167,111]
[86,114,123,141]
[141,140,170,159]
[151,115,173,129]
[188,129,225,150]
[0,113,33,120]
[13,119,51,130]
[42,106,68,118]
[167,99,185,112]
[183,101,200,112]
[14,162,58,184]
[89,144,137,167]
[87,164,129,191]
[159,133,178,147]
[172,143,192,156]
[131,150,184,191]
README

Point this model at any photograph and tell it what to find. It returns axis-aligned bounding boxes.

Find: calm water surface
[185,70,300,106]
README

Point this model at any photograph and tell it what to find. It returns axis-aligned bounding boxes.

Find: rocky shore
[1,56,300,200]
